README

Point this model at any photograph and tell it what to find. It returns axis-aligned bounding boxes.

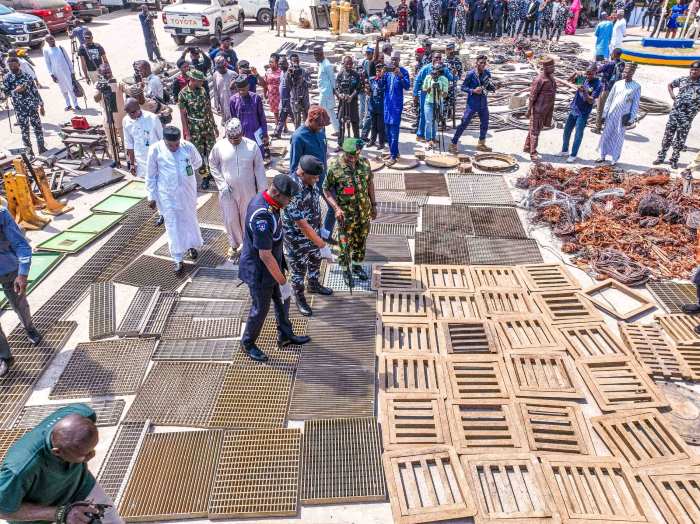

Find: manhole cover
[658,381,700,445]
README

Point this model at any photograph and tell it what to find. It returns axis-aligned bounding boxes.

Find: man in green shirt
[0,404,122,524]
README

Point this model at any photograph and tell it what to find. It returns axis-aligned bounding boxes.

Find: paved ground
[0,12,699,524]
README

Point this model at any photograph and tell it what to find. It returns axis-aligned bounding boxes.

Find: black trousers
[369,111,386,145]
[241,283,294,348]
[338,118,360,147]
[0,271,33,360]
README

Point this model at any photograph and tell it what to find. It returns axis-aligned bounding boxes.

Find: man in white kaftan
[597,62,641,165]
[610,10,627,54]
[211,55,237,125]
[209,118,267,255]
[123,98,163,178]
[43,35,79,111]
[146,125,204,274]
[313,46,339,133]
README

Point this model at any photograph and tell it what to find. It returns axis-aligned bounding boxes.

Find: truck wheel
[235,13,244,32]
[257,8,271,25]
[215,20,222,40]
[173,35,186,45]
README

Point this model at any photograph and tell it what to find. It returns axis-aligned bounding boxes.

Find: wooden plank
[619,322,689,380]
[462,453,555,524]
[436,319,500,355]
[443,355,512,399]
[516,400,593,455]
[674,344,700,381]
[581,279,656,321]
[557,322,631,359]
[540,455,653,523]
[505,352,585,400]
[420,265,473,290]
[377,290,429,318]
[429,291,482,320]
[592,410,693,469]
[494,314,565,352]
[380,394,451,450]
[657,314,700,346]
[577,356,670,413]
[476,288,537,318]
[378,353,446,397]
[532,291,603,325]
[518,263,581,292]
[383,446,476,524]
[376,320,437,355]
[371,263,422,290]
[637,467,700,524]
[469,266,522,288]
[445,399,527,454]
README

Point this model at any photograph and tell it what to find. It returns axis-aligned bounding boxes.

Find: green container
[113,180,147,200]
[68,213,123,234]
[91,195,142,214]
[36,231,99,253]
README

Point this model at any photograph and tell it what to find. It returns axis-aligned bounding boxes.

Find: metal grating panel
[414,231,470,265]
[467,237,543,265]
[371,263,421,290]
[372,211,418,225]
[141,291,177,337]
[197,193,224,225]
[619,322,686,380]
[119,430,223,521]
[444,355,512,399]
[374,190,427,205]
[0,428,29,461]
[404,172,448,197]
[13,399,125,429]
[369,222,416,237]
[364,235,411,262]
[114,256,195,291]
[229,316,307,369]
[323,263,373,292]
[437,319,499,355]
[181,279,248,300]
[171,300,246,317]
[50,339,156,399]
[116,287,160,337]
[378,353,445,396]
[89,282,115,340]
[97,422,150,504]
[153,228,223,257]
[125,362,228,427]
[469,205,527,238]
[153,339,238,361]
[300,417,386,504]
[646,280,696,314]
[446,173,515,205]
[161,317,241,339]
[373,172,405,191]
[375,201,419,214]
[421,204,474,234]
[208,429,301,518]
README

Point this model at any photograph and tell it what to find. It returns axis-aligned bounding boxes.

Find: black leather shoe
[295,290,313,316]
[681,303,700,315]
[343,270,353,288]
[173,262,184,275]
[670,160,678,169]
[324,236,338,246]
[652,158,664,165]
[244,344,269,362]
[26,327,42,346]
[695,324,700,336]
[307,279,333,295]
[154,214,164,226]
[186,248,199,261]
[352,264,368,281]
[278,334,311,347]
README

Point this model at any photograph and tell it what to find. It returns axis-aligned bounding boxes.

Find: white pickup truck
[161,0,244,46]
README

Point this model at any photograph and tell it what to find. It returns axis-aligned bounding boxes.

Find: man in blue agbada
[383,51,411,166]
[413,51,454,143]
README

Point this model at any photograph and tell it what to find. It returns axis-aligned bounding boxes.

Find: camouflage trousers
[657,109,697,163]
[285,240,322,288]
[337,216,370,268]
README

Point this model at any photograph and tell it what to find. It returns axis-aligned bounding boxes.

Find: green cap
[186,69,206,81]
[342,138,364,154]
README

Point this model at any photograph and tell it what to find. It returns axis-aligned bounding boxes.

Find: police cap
[272,174,300,197]
[691,61,700,69]
[299,155,324,177]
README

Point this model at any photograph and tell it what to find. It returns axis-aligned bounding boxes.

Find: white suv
[237,0,271,24]
[162,0,244,45]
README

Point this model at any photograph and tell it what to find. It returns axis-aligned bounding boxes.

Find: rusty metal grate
[421,204,474,234]
[162,317,241,339]
[0,428,29,461]
[301,417,386,505]
[371,263,421,290]
[117,287,160,337]
[404,172,448,197]
[153,227,223,258]
[467,237,543,265]
[89,281,115,340]
[369,222,416,237]
[153,339,238,361]
[469,206,528,239]
[13,399,125,429]
[208,428,301,518]
[446,173,514,205]
[375,201,419,214]
[125,362,228,427]
[50,339,156,399]
[172,300,246,317]
[119,430,223,521]
[114,255,195,291]
[414,231,470,265]
[646,280,696,314]
[97,421,150,504]
[142,291,178,337]
[364,235,411,262]
[197,193,225,226]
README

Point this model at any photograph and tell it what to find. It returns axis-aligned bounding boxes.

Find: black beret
[299,155,324,176]
[163,125,181,140]
[272,174,300,198]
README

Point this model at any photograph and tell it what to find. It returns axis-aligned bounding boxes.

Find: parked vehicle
[0,0,72,33]
[0,3,48,48]
[162,0,243,45]
[65,0,105,21]
[237,0,270,24]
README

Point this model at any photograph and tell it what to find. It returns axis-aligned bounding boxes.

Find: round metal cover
[368,157,385,172]
[424,154,459,169]
[473,152,518,173]
[390,157,420,171]
[658,381,700,445]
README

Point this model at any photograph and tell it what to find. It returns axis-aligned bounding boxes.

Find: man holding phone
[559,64,601,163]
[382,51,410,165]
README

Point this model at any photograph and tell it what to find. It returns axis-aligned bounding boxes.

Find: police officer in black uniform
[239,174,311,362]
[334,55,362,150]
[283,155,335,317]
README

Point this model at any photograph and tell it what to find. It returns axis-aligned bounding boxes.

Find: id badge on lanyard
[185,157,194,177]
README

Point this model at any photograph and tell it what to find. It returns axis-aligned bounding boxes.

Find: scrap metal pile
[519,162,699,285]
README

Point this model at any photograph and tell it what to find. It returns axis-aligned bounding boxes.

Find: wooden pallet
[657,314,700,346]
[476,288,537,318]
[445,399,527,454]
[443,355,512,399]
[637,467,700,524]
[420,265,473,290]
[376,320,437,355]
[516,400,593,455]
[380,394,451,450]
[556,322,631,359]
[469,265,522,288]
[383,446,476,524]
[371,263,422,290]
[494,314,564,352]
[429,291,482,319]
[619,322,688,380]
[505,352,585,400]
[378,353,446,397]
[377,290,429,318]
[532,290,603,325]
[582,279,656,320]
[674,344,700,381]
[540,455,653,523]
[436,319,500,355]
[592,409,693,470]
[461,453,556,524]
[517,263,581,292]
[577,356,669,412]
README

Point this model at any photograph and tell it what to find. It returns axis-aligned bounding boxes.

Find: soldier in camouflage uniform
[283,155,335,316]
[444,43,463,124]
[654,61,700,170]
[178,69,218,187]
[323,138,377,286]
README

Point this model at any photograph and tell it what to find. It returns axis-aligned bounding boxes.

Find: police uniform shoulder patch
[256,219,268,232]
